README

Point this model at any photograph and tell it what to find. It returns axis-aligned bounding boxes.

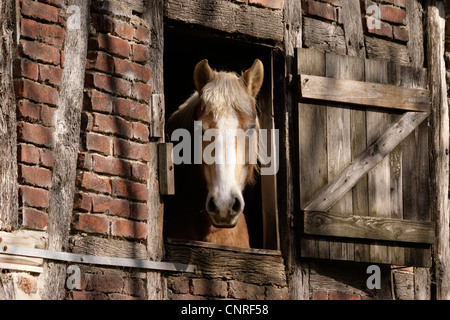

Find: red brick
[393,25,408,42]
[89,34,131,58]
[191,279,228,298]
[92,113,133,138]
[21,0,59,23]
[37,23,65,47]
[17,121,54,147]
[319,0,342,5]
[19,164,52,188]
[85,274,124,293]
[111,179,148,201]
[17,99,41,121]
[91,194,130,218]
[39,64,63,86]
[91,154,132,177]
[380,5,406,24]
[248,0,284,10]
[18,143,40,164]
[20,207,48,230]
[40,105,55,126]
[84,90,114,113]
[167,277,190,294]
[113,98,151,123]
[86,51,115,73]
[85,132,111,155]
[73,192,92,212]
[131,162,150,181]
[39,0,64,8]
[312,290,328,300]
[228,280,264,299]
[19,185,50,208]
[21,18,39,39]
[113,58,151,82]
[265,286,289,300]
[15,79,59,105]
[132,82,151,102]
[91,14,134,40]
[131,43,150,63]
[328,291,361,300]
[132,122,149,142]
[77,172,112,194]
[112,137,150,162]
[14,58,39,80]
[39,148,54,167]
[122,278,146,298]
[129,202,148,221]
[85,72,132,97]
[303,0,337,22]
[111,219,147,239]
[133,26,150,44]
[72,213,109,234]
[19,40,60,65]
[366,20,393,38]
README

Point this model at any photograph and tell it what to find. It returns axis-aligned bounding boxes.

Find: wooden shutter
[298,48,434,267]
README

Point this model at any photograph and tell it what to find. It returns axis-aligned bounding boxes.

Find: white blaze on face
[212,116,244,215]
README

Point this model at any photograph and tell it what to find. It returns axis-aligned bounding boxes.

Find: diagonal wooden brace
[303,111,430,212]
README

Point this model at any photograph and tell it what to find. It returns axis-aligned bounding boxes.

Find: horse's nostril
[232,197,242,213]
[207,197,217,213]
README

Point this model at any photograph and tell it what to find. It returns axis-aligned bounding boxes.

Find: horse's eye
[246,124,256,133]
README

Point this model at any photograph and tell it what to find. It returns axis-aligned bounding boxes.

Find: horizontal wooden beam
[164,0,284,42]
[303,111,429,212]
[304,211,435,244]
[299,74,430,112]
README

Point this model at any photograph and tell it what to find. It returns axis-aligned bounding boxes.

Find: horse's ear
[193,59,215,93]
[242,59,264,97]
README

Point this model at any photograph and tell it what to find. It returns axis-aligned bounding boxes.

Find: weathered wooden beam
[0,0,18,231]
[158,143,175,195]
[342,0,366,59]
[299,74,430,112]
[41,0,91,300]
[164,0,284,42]
[143,0,165,300]
[303,111,429,212]
[302,17,346,55]
[304,211,435,244]
[427,0,450,300]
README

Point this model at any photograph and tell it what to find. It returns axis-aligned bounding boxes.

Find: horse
[164,59,264,248]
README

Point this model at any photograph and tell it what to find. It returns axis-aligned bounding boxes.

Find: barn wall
[299,0,429,300]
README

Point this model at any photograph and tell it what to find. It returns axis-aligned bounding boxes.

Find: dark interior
[163,25,271,248]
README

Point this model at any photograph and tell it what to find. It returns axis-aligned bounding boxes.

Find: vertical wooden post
[0,0,18,231]
[427,0,450,300]
[41,0,90,300]
[143,0,165,300]
[280,0,310,300]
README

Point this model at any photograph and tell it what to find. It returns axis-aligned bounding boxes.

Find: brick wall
[68,0,151,300]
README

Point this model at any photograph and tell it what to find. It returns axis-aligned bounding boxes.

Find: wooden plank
[164,0,284,42]
[325,53,362,261]
[365,36,410,66]
[42,0,91,300]
[299,74,430,112]
[406,0,424,68]
[302,17,346,55]
[342,0,366,59]
[158,143,175,195]
[303,111,430,213]
[143,0,165,300]
[0,0,18,231]
[164,239,286,287]
[0,230,47,273]
[304,211,435,244]
[427,0,450,300]
[297,48,328,260]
